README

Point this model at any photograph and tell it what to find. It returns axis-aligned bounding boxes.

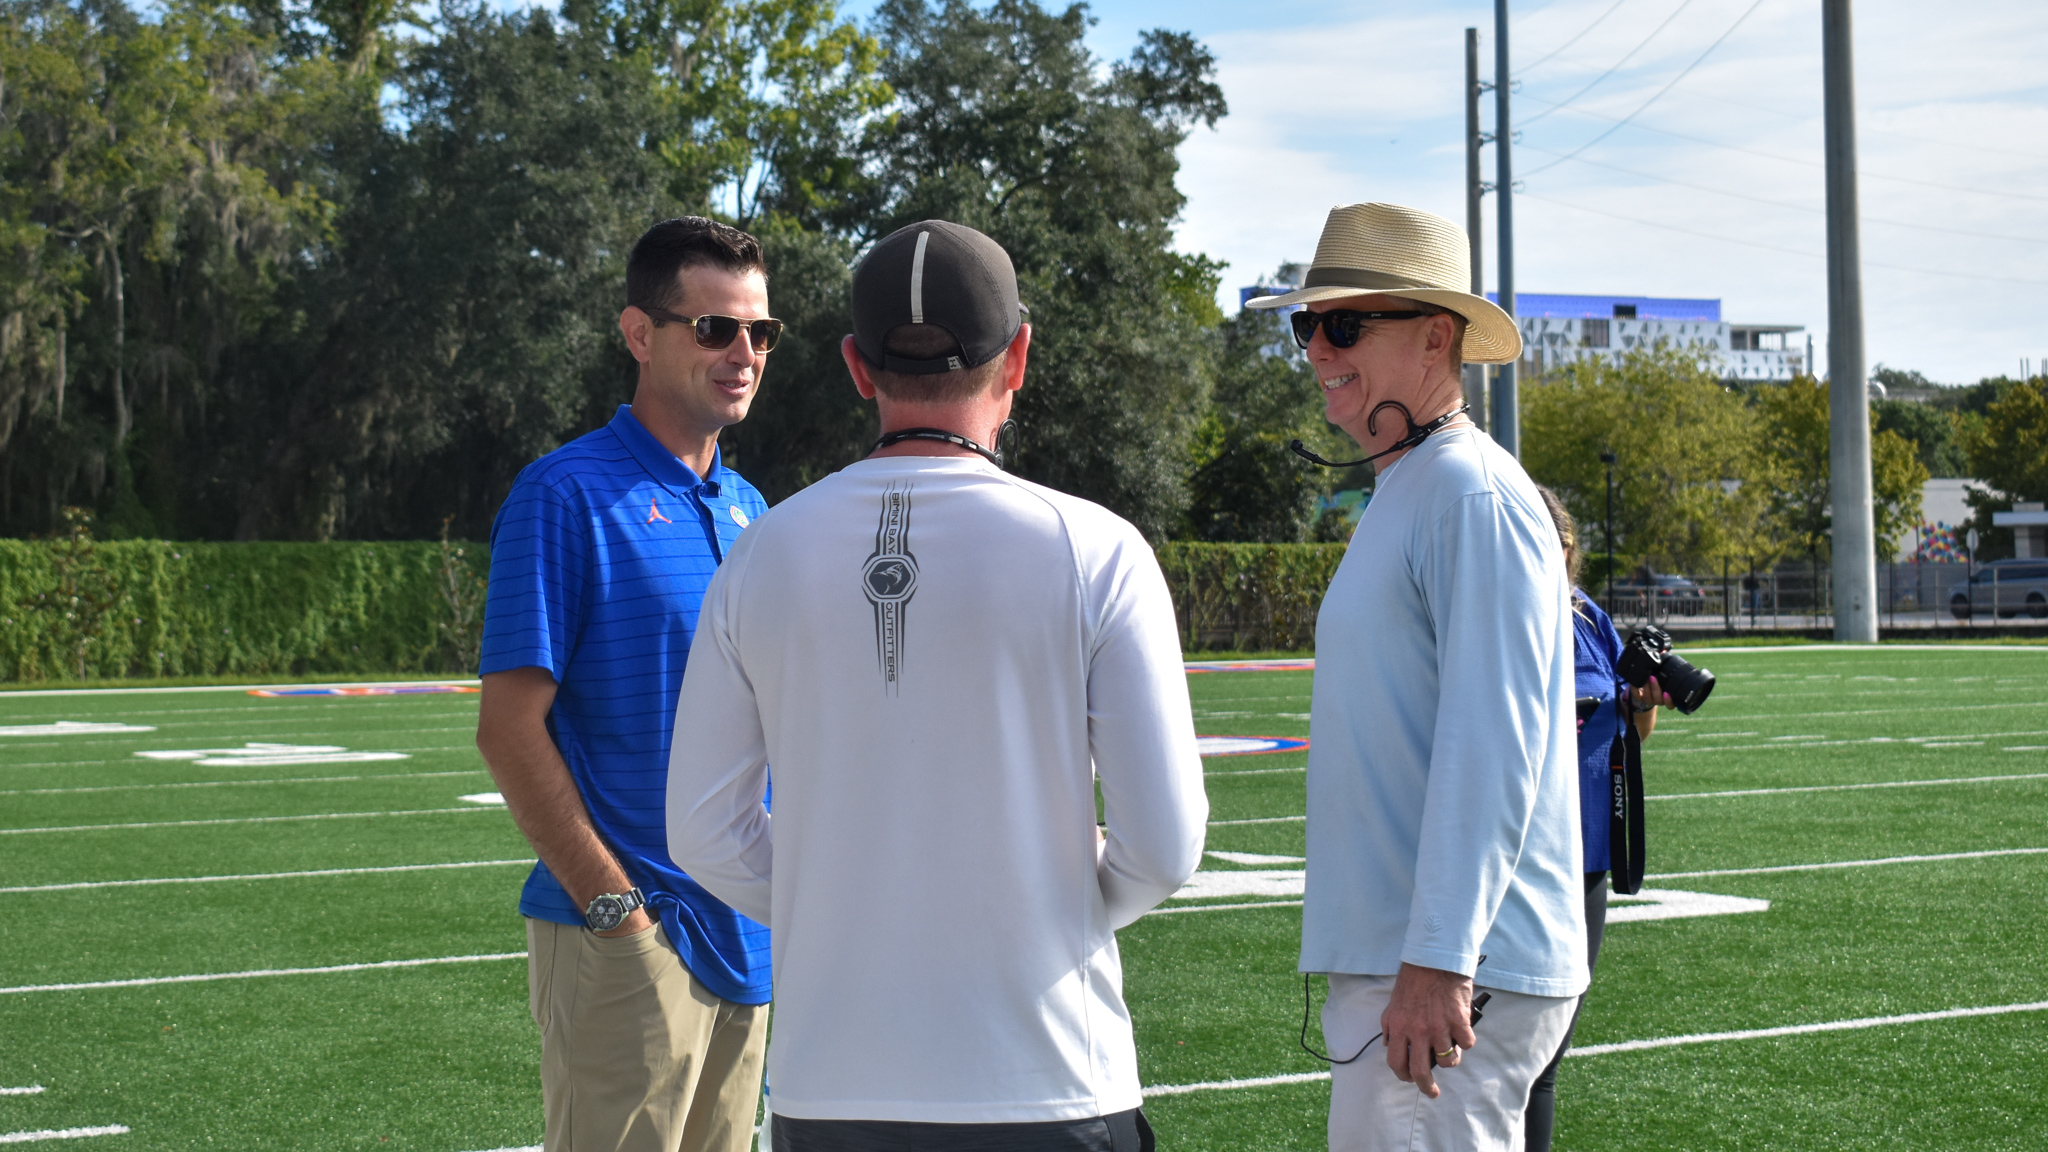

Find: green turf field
[2,646,2045,1150]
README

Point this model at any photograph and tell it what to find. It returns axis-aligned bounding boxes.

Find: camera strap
[1607,692,1647,895]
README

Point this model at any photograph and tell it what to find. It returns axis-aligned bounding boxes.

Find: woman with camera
[1526,488,1672,1152]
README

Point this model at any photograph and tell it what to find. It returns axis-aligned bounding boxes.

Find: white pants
[1323,974,1576,1152]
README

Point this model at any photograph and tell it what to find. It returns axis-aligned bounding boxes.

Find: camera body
[1615,625,1716,714]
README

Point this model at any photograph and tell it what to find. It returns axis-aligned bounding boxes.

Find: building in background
[1482,292,1807,382]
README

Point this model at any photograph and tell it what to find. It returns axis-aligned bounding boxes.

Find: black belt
[1607,691,1647,895]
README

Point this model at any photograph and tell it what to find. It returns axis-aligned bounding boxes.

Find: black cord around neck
[1289,403,1470,470]
[873,421,1015,469]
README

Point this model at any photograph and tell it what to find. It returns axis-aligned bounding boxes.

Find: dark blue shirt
[1571,590,1625,874]
[480,405,771,1005]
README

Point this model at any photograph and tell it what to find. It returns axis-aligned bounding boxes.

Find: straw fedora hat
[1246,202,1522,365]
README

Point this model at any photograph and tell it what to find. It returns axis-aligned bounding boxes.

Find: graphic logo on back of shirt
[646,498,672,525]
[863,483,918,692]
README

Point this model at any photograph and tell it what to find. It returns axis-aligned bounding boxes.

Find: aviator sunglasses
[641,306,784,353]
[1289,308,1427,351]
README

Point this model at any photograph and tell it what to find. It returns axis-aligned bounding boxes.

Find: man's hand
[478,667,649,937]
[1380,962,1476,1098]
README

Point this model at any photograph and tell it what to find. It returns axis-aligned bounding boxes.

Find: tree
[1522,346,1757,574]
[1755,374,1925,564]
[606,0,891,227]
[1182,306,1325,542]
[851,0,1228,539]
[1872,397,1967,478]
[1957,378,2048,560]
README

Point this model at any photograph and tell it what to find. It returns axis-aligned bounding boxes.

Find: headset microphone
[1289,402,1470,469]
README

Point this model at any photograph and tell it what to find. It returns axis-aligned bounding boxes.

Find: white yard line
[1143,1071,1330,1096]
[0,1087,44,1097]
[1649,772,2048,800]
[0,807,499,836]
[1569,999,2048,1056]
[1204,766,1305,777]
[1672,644,2048,654]
[0,953,526,995]
[0,770,486,797]
[1651,846,2048,879]
[0,1126,131,1144]
[1209,815,1306,826]
[1654,731,2048,754]
[0,680,481,698]
[1135,998,2048,1096]
[1147,899,1303,917]
[0,860,536,894]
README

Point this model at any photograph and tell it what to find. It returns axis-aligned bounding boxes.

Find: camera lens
[1657,653,1715,714]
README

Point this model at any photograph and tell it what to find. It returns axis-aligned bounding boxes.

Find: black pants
[1524,871,1610,1152]
[774,1108,1153,1152]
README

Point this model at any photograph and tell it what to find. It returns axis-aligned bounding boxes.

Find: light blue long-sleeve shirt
[1300,426,1589,999]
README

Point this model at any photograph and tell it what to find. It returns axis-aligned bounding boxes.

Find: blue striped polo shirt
[480,404,771,1005]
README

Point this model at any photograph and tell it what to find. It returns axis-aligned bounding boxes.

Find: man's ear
[620,307,656,365]
[1421,314,1458,369]
[999,324,1031,395]
[842,335,879,400]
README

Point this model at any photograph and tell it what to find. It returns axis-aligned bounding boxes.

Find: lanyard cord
[1289,403,1470,469]
[872,421,1015,469]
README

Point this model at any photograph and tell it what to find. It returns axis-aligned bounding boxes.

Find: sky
[833,0,2048,385]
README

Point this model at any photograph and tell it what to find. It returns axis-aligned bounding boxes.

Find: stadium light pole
[1465,26,1490,433]
[1824,0,1878,642]
[1492,0,1519,457]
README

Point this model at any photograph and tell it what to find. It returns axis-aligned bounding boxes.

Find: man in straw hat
[665,219,1207,1151]
[1248,203,1587,1152]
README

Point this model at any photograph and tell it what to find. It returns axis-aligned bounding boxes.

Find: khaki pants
[528,918,768,1152]
[1324,974,1576,1152]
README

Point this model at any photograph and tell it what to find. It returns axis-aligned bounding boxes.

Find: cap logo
[909,231,930,325]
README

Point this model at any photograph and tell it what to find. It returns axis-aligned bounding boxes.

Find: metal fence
[1592,561,2048,632]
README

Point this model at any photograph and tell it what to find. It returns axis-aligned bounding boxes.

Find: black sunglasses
[1289,309,1427,350]
[641,306,784,352]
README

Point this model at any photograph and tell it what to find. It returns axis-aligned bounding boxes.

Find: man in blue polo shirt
[476,216,779,1152]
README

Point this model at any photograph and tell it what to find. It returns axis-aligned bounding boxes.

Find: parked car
[1947,560,2048,619]
[1608,573,1708,616]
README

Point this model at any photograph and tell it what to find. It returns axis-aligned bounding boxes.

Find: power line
[1682,88,2048,165]
[1519,95,2048,205]
[1517,143,2048,244]
[1525,0,1770,175]
[1522,0,1697,128]
[1518,189,2048,286]
[1517,0,1631,77]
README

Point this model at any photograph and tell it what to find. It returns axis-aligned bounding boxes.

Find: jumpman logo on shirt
[646,498,672,525]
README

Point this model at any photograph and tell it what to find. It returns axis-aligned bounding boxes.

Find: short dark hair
[868,323,1009,403]
[626,217,767,313]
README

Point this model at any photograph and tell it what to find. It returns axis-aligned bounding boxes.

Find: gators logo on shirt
[863,483,917,692]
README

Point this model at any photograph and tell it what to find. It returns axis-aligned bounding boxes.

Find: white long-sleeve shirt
[1300,426,1588,999]
[666,455,1208,1123]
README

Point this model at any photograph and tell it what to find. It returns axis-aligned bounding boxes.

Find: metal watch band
[583,886,646,932]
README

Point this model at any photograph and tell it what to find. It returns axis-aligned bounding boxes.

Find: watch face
[588,894,623,931]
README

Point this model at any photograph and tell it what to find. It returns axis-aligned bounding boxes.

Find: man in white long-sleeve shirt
[1249,203,1588,1152]
[666,219,1207,1152]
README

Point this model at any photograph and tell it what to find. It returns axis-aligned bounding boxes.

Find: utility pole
[1824,0,1878,642]
[1465,26,1490,433]
[1492,0,1519,456]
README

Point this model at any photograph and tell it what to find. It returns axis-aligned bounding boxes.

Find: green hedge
[0,537,1340,681]
[1156,542,1347,653]
[0,539,488,682]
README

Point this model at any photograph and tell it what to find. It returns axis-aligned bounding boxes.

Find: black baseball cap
[851,220,1025,375]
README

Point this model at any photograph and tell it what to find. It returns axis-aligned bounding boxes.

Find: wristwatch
[583,887,646,932]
